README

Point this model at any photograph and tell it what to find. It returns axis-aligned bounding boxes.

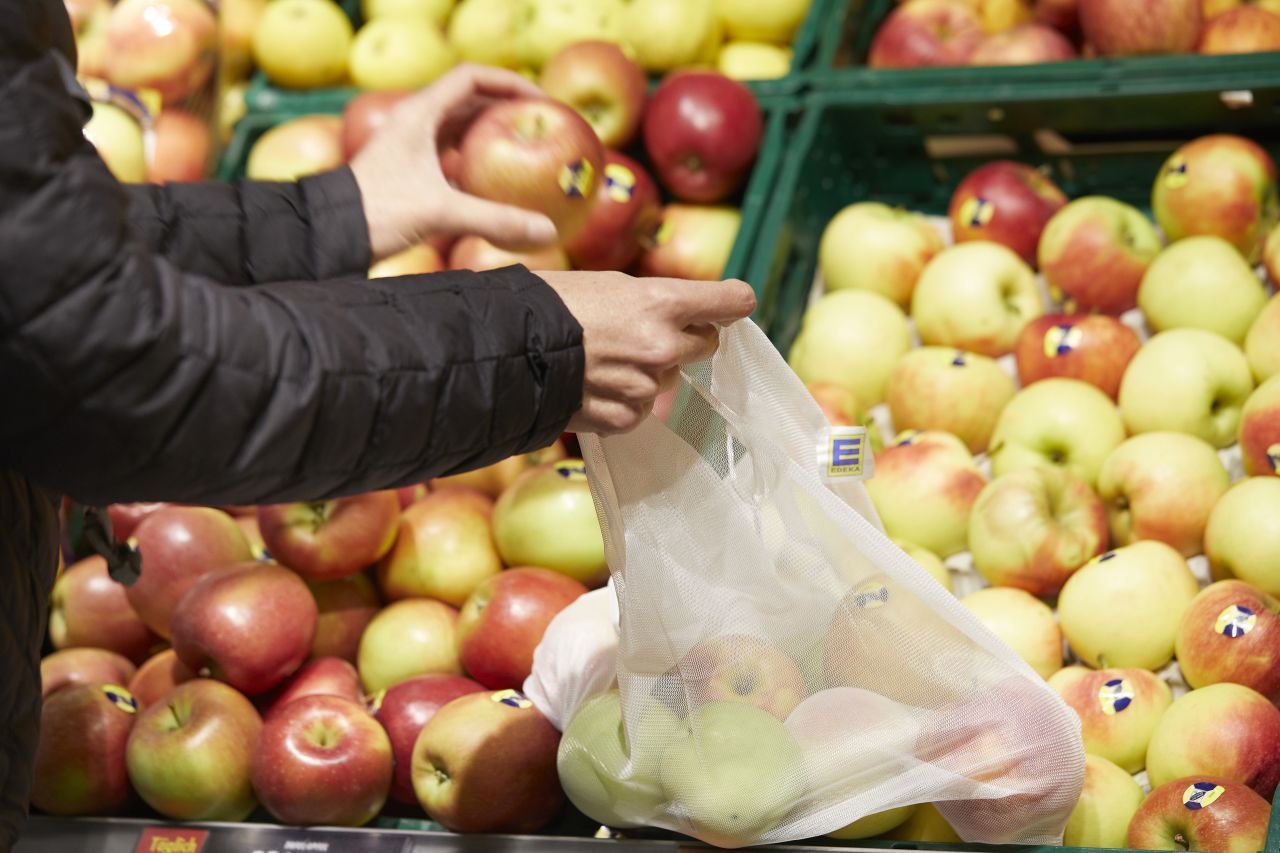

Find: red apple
[149,108,212,183]
[341,89,413,161]
[970,23,1078,63]
[107,502,169,541]
[1035,0,1081,35]
[1128,776,1272,853]
[676,634,808,721]
[257,490,400,582]
[369,674,486,803]
[539,40,647,149]
[395,483,428,509]
[171,562,317,696]
[1080,0,1203,55]
[377,489,502,608]
[634,204,741,280]
[49,554,159,663]
[252,694,393,826]
[30,682,138,815]
[104,0,218,105]
[307,573,381,663]
[448,234,570,272]
[1038,196,1163,316]
[1014,315,1143,400]
[563,151,662,271]
[458,98,604,241]
[869,0,987,68]
[1175,580,1280,703]
[643,72,762,204]
[260,657,363,721]
[41,648,137,699]
[456,567,588,690]
[128,648,197,709]
[125,505,255,639]
[1201,4,1280,52]
[948,161,1068,266]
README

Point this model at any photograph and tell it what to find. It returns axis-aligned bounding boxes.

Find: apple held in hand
[370,673,485,804]
[246,115,346,183]
[887,348,1016,454]
[341,90,413,161]
[1175,580,1280,703]
[358,598,461,694]
[563,151,662,271]
[1014,314,1142,400]
[960,587,1063,679]
[49,555,158,663]
[948,161,1068,266]
[1239,374,1280,476]
[818,202,944,308]
[30,683,139,816]
[307,573,381,662]
[128,649,197,709]
[539,40,647,149]
[1139,237,1268,346]
[448,234,571,272]
[788,290,912,408]
[104,0,217,105]
[252,0,353,89]
[869,0,986,68]
[1206,477,1280,595]
[1038,196,1162,316]
[1062,754,1146,848]
[259,491,400,582]
[1047,665,1173,773]
[1246,294,1280,384]
[635,204,742,282]
[378,488,502,607]
[1079,0,1203,56]
[1201,5,1280,54]
[970,23,1078,64]
[492,460,608,587]
[41,648,137,699]
[1128,776,1272,853]
[1058,542,1200,670]
[260,657,363,721]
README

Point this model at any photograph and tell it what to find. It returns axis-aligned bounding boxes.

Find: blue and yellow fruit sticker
[1183,782,1225,811]
[821,426,873,482]
[1043,324,1083,358]
[951,351,968,367]
[102,684,138,714]
[959,197,995,229]
[1088,551,1119,567]
[604,162,637,204]
[1215,604,1257,639]
[1047,284,1079,314]
[1267,443,1280,474]
[558,158,595,199]
[852,578,890,610]
[1098,678,1134,716]
[1163,155,1190,190]
[367,688,387,715]
[492,689,533,710]
[555,461,588,482]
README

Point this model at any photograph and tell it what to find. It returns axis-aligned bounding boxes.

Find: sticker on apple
[491,689,534,710]
[102,684,139,714]
[1215,604,1256,639]
[604,163,637,204]
[1043,324,1083,358]
[1163,156,1189,190]
[555,461,588,482]
[1182,782,1225,811]
[558,158,595,199]
[959,196,995,229]
[1268,443,1279,473]
[852,578,890,610]
[1097,677,1133,716]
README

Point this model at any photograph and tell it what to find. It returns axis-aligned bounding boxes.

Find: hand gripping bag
[556,319,1085,848]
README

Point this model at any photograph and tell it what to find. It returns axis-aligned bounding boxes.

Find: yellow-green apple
[623,0,720,73]
[104,0,217,105]
[1047,665,1173,772]
[716,41,793,79]
[259,657,363,721]
[1206,477,1280,594]
[431,440,567,498]
[911,242,1045,357]
[865,430,988,558]
[716,0,810,41]
[886,803,963,842]
[363,0,453,23]
[412,690,565,832]
[458,98,604,241]
[1014,314,1143,401]
[67,0,113,77]
[807,384,885,451]
[1079,0,1203,55]
[1152,134,1279,263]
[788,290,911,407]
[960,587,1063,678]
[642,72,762,204]
[1146,683,1280,798]
[989,378,1127,489]
[659,701,806,847]
[1096,432,1230,558]
[171,562,318,696]
[1200,5,1280,52]
[1139,237,1268,346]
[887,348,1016,453]
[1239,375,1280,476]
[124,678,262,820]
[83,101,148,184]
[563,151,662,270]
[513,0,626,70]
[827,806,917,840]
[965,0,1036,31]
[1246,294,1280,383]
[377,489,502,606]
[492,459,608,586]
[446,0,519,68]
[357,598,461,694]
[894,538,952,591]
[218,80,247,144]
[948,161,1068,266]
[457,567,587,690]
[676,634,808,721]
[540,41,647,149]
[106,502,170,542]
[1128,776,1272,853]
[30,683,138,815]
[124,506,254,639]
[49,555,158,663]
[251,694,392,826]
[968,466,1109,597]
[340,90,412,161]
[349,17,456,91]
[448,234,571,271]
[251,0,353,89]
[219,0,265,80]
[149,109,213,183]
[634,204,742,281]
[818,202,944,308]
[246,115,345,182]
[1175,580,1280,702]
[369,673,485,804]
[1119,329,1255,449]
[1058,542,1201,670]
[369,242,446,278]
[1202,0,1280,17]
[258,491,399,583]
[869,0,986,68]
[128,649,196,709]
[1062,754,1146,847]
[1038,196,1162,316]
[970,22,1078,63]
[307,573,380,662]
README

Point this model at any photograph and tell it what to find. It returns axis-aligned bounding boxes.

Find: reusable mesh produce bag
[557,319,1085,849]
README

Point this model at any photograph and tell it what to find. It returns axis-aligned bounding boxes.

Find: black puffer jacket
[0,0,585,845]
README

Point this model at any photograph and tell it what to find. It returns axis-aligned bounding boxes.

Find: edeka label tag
[1183,782,1225,811]
[820,426,873,482]
[135,827,209,853]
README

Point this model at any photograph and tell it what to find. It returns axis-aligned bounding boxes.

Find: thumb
[450,195,559,250]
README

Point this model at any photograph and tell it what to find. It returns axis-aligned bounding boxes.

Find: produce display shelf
[744,71,1280,352]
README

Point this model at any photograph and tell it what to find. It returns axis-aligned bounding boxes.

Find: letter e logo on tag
[822,427,873,481]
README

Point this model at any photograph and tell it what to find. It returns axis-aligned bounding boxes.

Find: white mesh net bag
[555,318,1085,848]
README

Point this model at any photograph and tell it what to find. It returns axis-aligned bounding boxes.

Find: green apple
[659,701,805,847]
[788,289,912,408]
[1137,236,1268,346]
[716,0,811,42]
[716,41,792,80]
[1205,477,1280,596]
[911,242,1045,358]
[1119,328,1255,449]
[363,0,453,24]
[357,598,461,694]
[1245,294,1280,383]
[1063,754,1146,847]
[885,803,962,842]
[827,805,917,840]
[514,0,626,70]
[989,378,1127,489]
[252,0,353,89]
[818,202,944,308]
[492,459,607,586]
[446,0,519,68]
[1239,374,1280,476]
[245,115,344,182]
[960,587,1063,679]
[83,100,148,184]
[1096,432,1230,559]
[1047,665,1173,773]
[1057,542,1200,671]
[892,538,951,592]
[624,0,721,73]
[349,17,456,90]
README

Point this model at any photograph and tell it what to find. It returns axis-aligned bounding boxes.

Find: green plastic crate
[745,73,1280,353]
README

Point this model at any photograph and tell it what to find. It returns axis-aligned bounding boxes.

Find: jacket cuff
[298,167,373,281]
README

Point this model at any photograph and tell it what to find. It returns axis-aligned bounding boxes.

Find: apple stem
[1173,832,1189,850]
[168,703,182,729]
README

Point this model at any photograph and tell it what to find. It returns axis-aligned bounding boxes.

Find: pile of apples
[246,44,763,285]
[30,441,616,833]
[787,129,1280,850]
[866,0,1280,70]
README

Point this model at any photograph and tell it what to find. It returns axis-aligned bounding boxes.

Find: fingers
[661,279,758,325]
[449,194,559,248]
[678,323,719,365]
[569,398,651,437]
[393,65,547,146]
